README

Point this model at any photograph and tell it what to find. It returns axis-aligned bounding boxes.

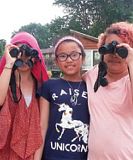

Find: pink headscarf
[0,32,48,82]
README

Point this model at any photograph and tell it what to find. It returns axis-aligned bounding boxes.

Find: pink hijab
[0,32,48,82]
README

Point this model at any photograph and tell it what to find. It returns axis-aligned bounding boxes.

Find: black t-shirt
[38,78,90,160]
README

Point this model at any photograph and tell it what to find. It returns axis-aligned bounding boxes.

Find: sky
[0,0,64,43]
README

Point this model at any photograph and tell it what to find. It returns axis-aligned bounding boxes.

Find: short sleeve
[37,80,51,102]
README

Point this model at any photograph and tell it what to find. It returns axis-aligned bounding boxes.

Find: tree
[54,0,93,30]
[0,39,6,56]
[54,0,133,36]
[12,0,133,48]
[12,23,49,48]
[44,16,70,46]
[12,18,71,48]
[89,0,133,36]
[12,16,82,48]
[45,16,83,45]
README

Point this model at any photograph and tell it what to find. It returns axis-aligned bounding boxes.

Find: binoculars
[9,44,39,68]
[99,41,128,58]
[9,44,38,58]
[14,59,34,68]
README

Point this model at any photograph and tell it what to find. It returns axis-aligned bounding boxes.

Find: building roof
[70,29,98,42]
[41,30,98,54]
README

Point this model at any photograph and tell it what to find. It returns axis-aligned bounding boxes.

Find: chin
[108,63,121,68]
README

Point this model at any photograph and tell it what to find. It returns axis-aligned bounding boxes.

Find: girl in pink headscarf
[0,32,48,160]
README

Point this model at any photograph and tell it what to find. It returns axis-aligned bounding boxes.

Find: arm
[118,43,133,101]
[0,44,16,106]
[34,97,49,160]
[126,47,133,101]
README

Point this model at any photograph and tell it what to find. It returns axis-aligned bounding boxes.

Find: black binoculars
[9,44,38,58]
[9,44,39,68]
[99,41,128,58]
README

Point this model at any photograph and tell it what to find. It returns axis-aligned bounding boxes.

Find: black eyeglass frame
[56,51,82,62]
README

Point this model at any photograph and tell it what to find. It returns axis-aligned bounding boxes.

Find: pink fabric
[83,66,133,160]
[0,56,6,75]
[0,32,48,82]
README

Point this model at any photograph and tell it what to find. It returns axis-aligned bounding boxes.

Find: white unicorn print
[55,103,89,144]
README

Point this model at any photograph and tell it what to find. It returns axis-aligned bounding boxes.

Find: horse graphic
[55,103,88,144]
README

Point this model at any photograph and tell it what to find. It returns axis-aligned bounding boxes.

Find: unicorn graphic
[55,103,88,144]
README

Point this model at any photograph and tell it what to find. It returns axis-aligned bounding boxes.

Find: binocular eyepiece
[9,44,38,58]
[14,59,34,68]
[99,41,128,58]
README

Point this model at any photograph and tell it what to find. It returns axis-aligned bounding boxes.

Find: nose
[66,55,73,62]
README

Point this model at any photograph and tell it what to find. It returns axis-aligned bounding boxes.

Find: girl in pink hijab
[0,32,48,160]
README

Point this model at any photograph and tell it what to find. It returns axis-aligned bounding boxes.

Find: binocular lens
[14,59,34,68]
[31,49,38,57]
[117,47,128,58]
[9,48,19,57]
[14,59,24,67]
[27,60,34,68]
[99,46,107,54]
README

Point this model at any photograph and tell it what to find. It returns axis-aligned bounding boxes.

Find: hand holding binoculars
[9,44,39,68]
[99,41,128,58]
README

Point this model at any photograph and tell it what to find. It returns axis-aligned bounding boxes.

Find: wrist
[4,62,14,69]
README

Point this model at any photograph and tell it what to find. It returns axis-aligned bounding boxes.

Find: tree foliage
[12,23,49,48]
[11,0,133,49]
[0,39,6,56]
[47,16,83,45]
[12,16,83,48]
[54,0,133,36]
[12,18,70,48]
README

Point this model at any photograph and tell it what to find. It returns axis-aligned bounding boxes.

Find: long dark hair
[9,68,38,103]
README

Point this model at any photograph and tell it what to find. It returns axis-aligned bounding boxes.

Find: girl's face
[55,41,84,79]
[104,34,128,74]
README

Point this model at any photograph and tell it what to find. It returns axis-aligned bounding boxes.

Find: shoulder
[41,78,64,92]
[81,80,87,87]
[42,78,61,86]
[38,79,61,98]
[82,65,98,81]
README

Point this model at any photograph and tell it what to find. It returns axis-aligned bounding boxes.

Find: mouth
[108,60,120,63]
[65,65,75,69]
[108,57,121,64]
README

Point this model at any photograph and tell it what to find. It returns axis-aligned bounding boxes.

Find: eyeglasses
[56,51,82,62]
